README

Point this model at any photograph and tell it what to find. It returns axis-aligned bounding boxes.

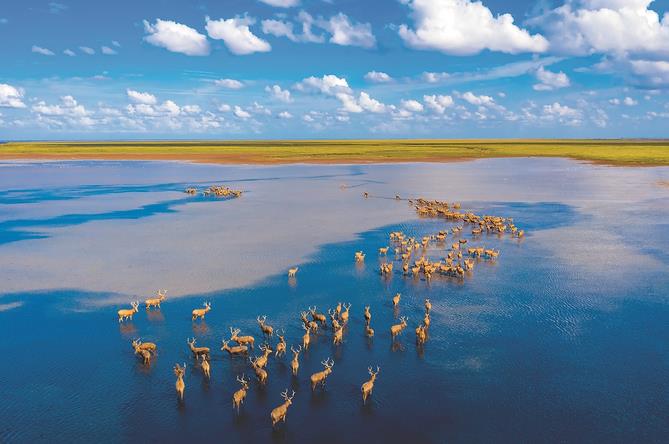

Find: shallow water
[0,159,668,443]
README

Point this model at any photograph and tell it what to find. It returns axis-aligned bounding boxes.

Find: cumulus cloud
[318,13,376,48]
[295,74,352,96]
[533,66,571,91]
[233,105,251,118]
[261,19,298,41]
[278,111,293,119]
[205,16,271,55]
[143,19,210,56]
[32,45,55,56]
[214,78,244,89]
[218,104,232,112]
[401,99,424,112]
[364,71,392,83]
[623,96,638,106]
[259,0,299,7]
[126,89,157,105]
[266,84,292,102]
[423,94,454,113]
[461,91,496,107]
[543,102,582,122]
[358,92,387,113]
[101,46,117,55]
[0,84,26,108]
[399,0,549,55]
[32,95,87,117]
[79,46,95,55]
[422,71,450,83]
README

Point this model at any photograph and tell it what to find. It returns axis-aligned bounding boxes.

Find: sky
[2,0,669,140]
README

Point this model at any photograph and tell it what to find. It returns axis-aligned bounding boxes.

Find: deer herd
[114,195,524,430]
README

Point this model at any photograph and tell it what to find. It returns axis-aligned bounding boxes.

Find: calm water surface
[0,159,667,443]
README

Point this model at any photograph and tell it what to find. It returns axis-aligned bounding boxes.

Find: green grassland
[1,140,668,166]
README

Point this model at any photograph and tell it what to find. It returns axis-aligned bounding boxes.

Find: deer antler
[288,390,295,401]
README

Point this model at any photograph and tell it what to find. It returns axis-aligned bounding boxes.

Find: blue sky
[2,0,669,140]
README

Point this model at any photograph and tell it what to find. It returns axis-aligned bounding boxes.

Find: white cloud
[126,89,157,105]
[261,19,298,41]
[233,105,251,118]
[422,71,450,83]
[63,49,76,56]
[628,59,669,87]
[461,91,495,107]
[79,46,95,55]
[182,105,202,114]
[32,96,87,117]
[295,74,352,96]
[358,92,386,113]
[609,98,621,105]
[296,11,325,43]
[623,96,638,106]
[0,84,26,108]
[533,66,570,91]
[258,0,299,7]
[112,41,121,47]
[266,84,292,102]
[423,94,454,113]
[336,93,363,113]
[101,46,117,55]
[543,102,582,119]
[205,16,271,55]
[32,45,55,56]
[278,111,293,119]
[218,104,232,112]
[318,13,376,48]
[401,99,424,112]
[214,78,244,89]
[399,0,548,55]
[364,71,392,83]
[143,19,210,56]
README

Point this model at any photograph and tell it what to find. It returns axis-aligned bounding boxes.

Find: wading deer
[174,363,186,401]
[392,293,401,307]
[309,306,327,326]
[423,312,431,328]
[379,247,389,255]
[310,358,334,391]
[221,340,248,356]
[145,290,167,310]
[187,337,210,358]
[288,267,299,278]
[249,357,268,385]
[364,306,371,324]
[333,325,343,345]
[132,341,152,365]
[254,344,273,369]
[424,298,432,313]
[230,327,255,349]
[355,251,365,262]
[361,366,380,404]
[340,303,351,324]
[232,375,249,413]
[257,315,274,337]
[365,322,375,337]
[117,301,139,323]
[328,309,341,331]
[302,324,311,350]
[416,324,427,345]
[290,345,301,376]
[131,338,157,354]
[390,316,408,339]
[200,354,211,379]
[192,302,211,321]
[270,389,295,427]
[275,330,287,357]
[300,311,319,332]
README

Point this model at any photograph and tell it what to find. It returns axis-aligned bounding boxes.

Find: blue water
[0,159,667,443]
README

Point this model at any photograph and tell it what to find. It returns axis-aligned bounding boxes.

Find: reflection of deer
[230,327,255,349]
[232,375,249,413]
[187,337,210,358]
[257,315,274,337]
[270,389,295,427]
[275,330,286,357]
[174,363,186,401]
[310,358,334,391]
[192,302,211,321]
[390,316,408,339]
[361,366,380,404]
[200,355,211,379]
[117,301,139,323]
[145,290,167,310]
[290,345,302,376]
[249,357,268,385]
[288,267,299,277]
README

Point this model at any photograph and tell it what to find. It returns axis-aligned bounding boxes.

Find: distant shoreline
[1,140,668,166]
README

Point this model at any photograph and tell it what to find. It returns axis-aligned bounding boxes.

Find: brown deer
[187,337,210,358]
[200,354,211,379]
[230,327,255,349]
[361,366,380,404]
[355,251,365,262]
[379,246,389,255]
[174,363,186,401]
[145,289,167,310]
[310,358,334,391]
[333,325,343,345]
[232,375,249,413]
[132,341,152,365]
[249,357,268,385]
[300,311,319,332]
[270,389,295,427]
[415,324,427,345]
[117,301,139,323]
[192,302,211,321]
[328,309,341,331]
[257,315,274,337]
[275,330,287,357]
[390,316,408,339]
[364,306,371,324]
[309,306,327,327]
[340,303,351,324]
[131,338,157,354]
[365,322,375,337]
[221,339,249,356]
[424,298,431,313]
[392,293,401,307]
[290,345,301,376]
[302,324,311,350]
[288,267,299,277]
[254,344,273,369]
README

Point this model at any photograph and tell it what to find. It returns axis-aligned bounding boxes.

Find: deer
[309,306,327,326]
[275,330,287,358]
[249,357,267,385]
[145,289,167,310]
[290,345,301,376]
[340,303,352,324]
[200,354,211,379]
[355,251,365,262]
[416,324,427,345]
[288,267,299,277]
[174,363,186,401]
[257,315,274,337]
[230,327,255,349]
[132,341,152,365]
[424,298,432,314]
[117,301,139,323]
[221,339,248,356]
[364,306,371,324]
[423,312,431,328]
[232,375,249,413]
[365,322,375,337]
[300,311,319,332]
[302,324,311,350]
[254,344,273,369]
[328,309,341,331]
[310,358,334,391]
[333,325,343,345]
[270,389,295,428]
[192,302,211,321]
[361,366,380,404]
[187,337,210,358]
[131,338,157,354]
[378,246,389,255]
[392,293,401,307]
[390,316,408,339]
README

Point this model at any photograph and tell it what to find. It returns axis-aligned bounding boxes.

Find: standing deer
[390,316,408,339]
[254,344,273,369]
[328,309,341,331]
[192,302,211,321]
[392,293,401,307]
[423,312,431,328]
[275,330,287,357]
[187,337,210,358]
[379,247,389,255]
[257,316,274,337]
[232,375,249,413]
[131,338,157,354]
[290,345,302,376]
[221,340,248,356]
[424,298,432,313]
[300,311,319,332]
[302,324,311,350]
[415,324,427,345]
[230,327,255,349]
[365,322,375,337]
[145,290,167,310]
[117,301,139,323]
[333,325,343,345]
[288,267,299,277]
[132,341,152,365]
[200,354,211,379]
[270,389,295,427]
[249,357,268,385]
[309,306,327,327]
[340,303,352,324]
[174,363,186,401]
[364,306,371,324]
[361,366,380,404]
[310,358,334,391]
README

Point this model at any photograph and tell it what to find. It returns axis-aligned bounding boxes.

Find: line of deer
[288,267,299,277]
[270,389,295,428]
[361,366,380,404]
[221,339,248,356]
[391,316,408,340]
[310,358,334,391]
[117,301,139,323]
[145,289,167,310]
[290,345,302,376]
[257,315,274,337]
[230,327,255,349]
[174,363,186,401]
[187,337,210,358]
[232,375,249,413]
[192,302,211,321]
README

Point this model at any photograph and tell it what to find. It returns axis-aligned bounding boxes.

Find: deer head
[290,345,301,355]
[237,375,249,388]
[230,327,240,337]
[281,389,295,405]
[322,358,334,370]
[400,316,408,326]
[204,302,211,310]
[221,340,229,350]
[131,301,139,311]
